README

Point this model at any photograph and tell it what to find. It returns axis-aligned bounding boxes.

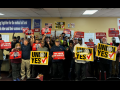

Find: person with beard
[111,37,119,77]
[95,37,110,80]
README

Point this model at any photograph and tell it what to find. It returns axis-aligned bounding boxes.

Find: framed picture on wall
[55,21,65,29]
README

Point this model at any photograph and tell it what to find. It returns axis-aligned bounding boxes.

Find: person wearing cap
[6,36,19,78]
[50,39,65,80]
[73,38,88,81]
[95,37,110,80]
[72,35,78,46]
[111,37,119,77]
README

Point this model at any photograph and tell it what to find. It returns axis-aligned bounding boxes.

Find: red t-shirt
[10,48,22,63]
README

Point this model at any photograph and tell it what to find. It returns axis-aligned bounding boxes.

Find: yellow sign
[96,43,117,61]
[75,47,94,61]
[30,51,49,65]
[55,21,65,29]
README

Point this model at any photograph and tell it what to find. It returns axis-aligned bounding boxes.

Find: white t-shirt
[73,43,88,64]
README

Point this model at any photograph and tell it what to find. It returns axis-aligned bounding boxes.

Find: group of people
[0,30,120,81]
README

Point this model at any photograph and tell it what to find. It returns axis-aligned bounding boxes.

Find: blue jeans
[0,60,3,76]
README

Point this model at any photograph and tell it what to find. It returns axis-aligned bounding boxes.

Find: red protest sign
[53,51,65,60]
[22,28,29,33]
[41,28,51,34]
[0,42,11,49]
[96,32,106,39]
[34,28,40,32]
[74,31,84,38]
[0,40,4,49]
[25,29,34,35]
[108,29,119,37]
[32,43,41,51]
[85,42,94,48]
[63,29,71,34]
[10,51,22,59]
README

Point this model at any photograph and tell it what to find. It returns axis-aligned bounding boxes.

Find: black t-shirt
[45,41,51,51]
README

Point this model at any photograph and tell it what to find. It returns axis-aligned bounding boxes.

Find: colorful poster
[108,28,119,37]
[117,18,120,32]
[41,28,51,34]
[74,31,84,38]
[33,19,41,32]
[10,51,22,59]
[45,23,52,28]
[75,47,94,61]
[68,23,75,28]
[55,21,65,29]
[32,43,41,51]
[85,42,94,48]
[53,51,65,60]
[96,32,106,39]
[63,29,71,34]
[25,29,34,35]
[0,19,31,33]
[0,42,11,49]
[30,51,49,65]
[96,43,117,61]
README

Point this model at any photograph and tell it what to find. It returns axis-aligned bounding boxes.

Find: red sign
[0,42,11,49]
[41,28,51,34]
[74,31,84,38]
[34,28,40,32]
[53,51,65,60]
[10,51,22,59]
[63,29,71,34]
[108,29,119,37]
[25,29,34,35]
[22,28,29,33]
[32,43,41,51]
[85,42,94,48]
[0,40,4,49]
[96,32,106,39]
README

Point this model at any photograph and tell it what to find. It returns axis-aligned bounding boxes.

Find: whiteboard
[84,33,94,42]
[2,35,9,42]
[95,34,100,45]
[115,37,120,43]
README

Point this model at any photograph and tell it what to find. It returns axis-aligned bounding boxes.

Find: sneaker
[13,79,17,81]
[16,78,20,81]
[21,77,25,80]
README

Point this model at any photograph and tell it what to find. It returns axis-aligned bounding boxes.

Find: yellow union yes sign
[75,47,94,61]
[96,43,117,61]
[30,51,49,65]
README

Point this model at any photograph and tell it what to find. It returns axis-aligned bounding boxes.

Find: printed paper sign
[25,29,34,35]
[85,42,94,48]
[75,47,94,61]
[22,28,29,33]
[34,28,40,32]
[32,43,41,51]
[63,29,71,34]
[96,43,117,61]
[30,51,49,65]
[10,51,22,59]
[0,42,11,49]
[108,29,119,37]
[96,32,106,39]
[74,31,84,38]
[0,40,4,49]
[45,23,52,28]
[53,51,65,60]
[41,28,51,34]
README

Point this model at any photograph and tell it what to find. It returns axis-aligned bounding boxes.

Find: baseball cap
[55,39,60,42]
[78,38,82,41]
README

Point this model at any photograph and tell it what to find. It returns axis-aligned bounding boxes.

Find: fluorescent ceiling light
[0,13,4,15]
[83,10,98,15]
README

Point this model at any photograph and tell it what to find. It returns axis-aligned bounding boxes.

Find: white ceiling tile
[43,8,58,10]
[58,8,73,10]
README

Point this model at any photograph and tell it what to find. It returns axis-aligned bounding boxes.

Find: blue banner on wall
[34,19,40,28]
[0,19,31,33]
